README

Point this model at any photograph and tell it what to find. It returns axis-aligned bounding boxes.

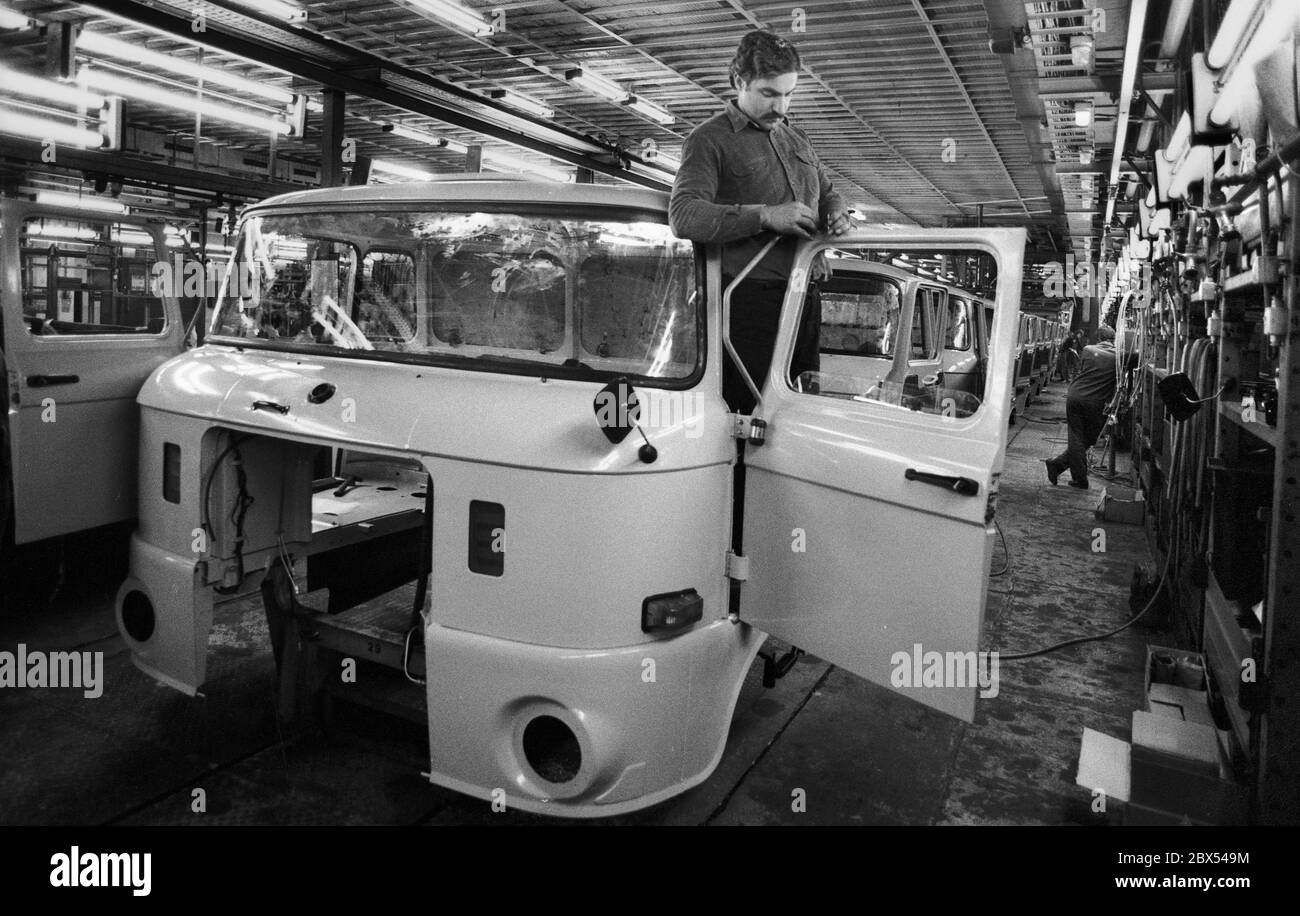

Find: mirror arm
[721,237,780,413]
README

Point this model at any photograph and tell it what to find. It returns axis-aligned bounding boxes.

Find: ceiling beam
[1037,71,1175,97]
[0,137,301,199]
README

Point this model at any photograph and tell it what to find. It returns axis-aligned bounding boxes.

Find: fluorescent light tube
[79,31,296,106]
[482,151,570,182]
[0,65,106,109]
[371,159,436,180]
[1166,111,1192,162]
[224,0,308,24]
[488,89,554,119]
[1074,102,1092,127]
[36,191,129,214]
[406,0,493,37]
[625,96,674,125]
[1207,0,1265,69]
[564,68,626,102]
[389,123,468,154]
[0,108,107,148]
[1208,0,1300,126]
[82,67,293,135]
[27,221,99,241]
[0,6,31,29]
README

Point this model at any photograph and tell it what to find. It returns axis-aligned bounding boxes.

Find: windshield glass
[210,209,700,384]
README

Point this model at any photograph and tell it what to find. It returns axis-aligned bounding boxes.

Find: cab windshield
[210,208,701,385]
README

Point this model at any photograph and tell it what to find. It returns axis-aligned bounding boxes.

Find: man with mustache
[670,30,850,563]
[669,28,851,414]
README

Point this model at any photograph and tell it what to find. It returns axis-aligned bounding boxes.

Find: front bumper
[423,617,763,818]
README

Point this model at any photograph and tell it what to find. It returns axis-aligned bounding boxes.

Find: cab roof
[244,176,670,216]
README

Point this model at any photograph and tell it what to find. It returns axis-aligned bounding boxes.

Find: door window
[797,247,997,419]
[20,217,170,335]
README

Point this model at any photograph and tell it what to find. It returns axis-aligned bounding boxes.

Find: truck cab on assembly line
[114,178,1025,817]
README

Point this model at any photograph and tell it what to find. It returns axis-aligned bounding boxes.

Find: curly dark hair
[729,29,801,89]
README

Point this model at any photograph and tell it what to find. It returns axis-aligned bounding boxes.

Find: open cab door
[738,228,1024,721]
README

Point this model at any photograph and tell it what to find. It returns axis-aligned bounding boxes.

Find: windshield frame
[208,202,707,391]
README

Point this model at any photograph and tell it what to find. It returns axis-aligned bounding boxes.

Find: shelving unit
[1130,165,1299,824]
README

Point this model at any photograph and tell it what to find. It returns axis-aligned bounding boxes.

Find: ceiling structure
[1,0,1179,270]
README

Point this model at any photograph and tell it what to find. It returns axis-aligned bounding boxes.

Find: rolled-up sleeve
[669,130,765,243]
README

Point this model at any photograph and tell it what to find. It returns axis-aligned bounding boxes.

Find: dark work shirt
[1069,342,1118,404]
[669,101,844,282]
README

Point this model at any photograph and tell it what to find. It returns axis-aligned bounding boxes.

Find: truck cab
[113,179,1024,817]
[1,198,187,559]
[817,259,971,413]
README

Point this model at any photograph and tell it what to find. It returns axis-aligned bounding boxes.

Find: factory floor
[0,378,1164,826]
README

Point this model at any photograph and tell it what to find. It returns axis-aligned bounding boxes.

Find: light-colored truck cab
[114,178,1024,817]
[1,198,186,558]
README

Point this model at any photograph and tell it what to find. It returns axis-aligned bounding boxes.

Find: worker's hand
[760,201,819,239]
[824,207,852,236]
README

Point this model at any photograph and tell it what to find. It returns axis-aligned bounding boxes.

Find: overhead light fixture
[564,68,626,103]
[652,153,681,172]
[388,123,469,154]
[624,95,674,125]
[482,150,571,182]
[1074,102,1092,127]
[26,220,100,241]
[1207,0,1266,70]
[223,0,308,25]
[0,64,107,109]
[35,190,130,214]
[1165,111,1192,162]
[1079,148,1093,164]
[488,89,554,119]
[0,5,31,29]
[405,0,494,37]
[78,31,298,107]
[371,159,436,181]
[1069,35,1094,68]
[81,67,294,135]
[1208,0,1300,128]
[0,108,108,148]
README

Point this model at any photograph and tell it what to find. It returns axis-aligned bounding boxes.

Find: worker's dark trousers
[726,280,821,552]
[1050,396,1107,483]
[722,280,821,415]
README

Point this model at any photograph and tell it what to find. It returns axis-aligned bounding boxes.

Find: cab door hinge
[729,414,768,445]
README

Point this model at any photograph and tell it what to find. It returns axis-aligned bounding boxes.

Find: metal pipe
[721,237,780,412]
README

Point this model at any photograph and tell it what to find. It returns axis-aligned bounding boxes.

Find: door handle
[251,399,290,415]
[26,374,80,387]
[905,468,979,496]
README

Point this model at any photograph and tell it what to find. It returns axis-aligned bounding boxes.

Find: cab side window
[20,217,169,335]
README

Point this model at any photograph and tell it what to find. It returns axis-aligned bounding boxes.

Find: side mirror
[593,377,658,463]
[593,377,641,444]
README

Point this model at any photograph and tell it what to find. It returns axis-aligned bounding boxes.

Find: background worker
[1044,324,1120,489]
[669,28,851,414]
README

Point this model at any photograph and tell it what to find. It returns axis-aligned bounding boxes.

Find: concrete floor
[0,379,1164,825]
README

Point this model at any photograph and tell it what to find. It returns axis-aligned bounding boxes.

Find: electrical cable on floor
[997,425,1183,662]
[989,518,1009,577]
